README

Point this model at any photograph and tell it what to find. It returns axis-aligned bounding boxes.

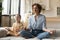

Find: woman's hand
[49,30,56,35]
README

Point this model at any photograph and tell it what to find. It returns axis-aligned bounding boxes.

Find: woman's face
[32,5,39,14]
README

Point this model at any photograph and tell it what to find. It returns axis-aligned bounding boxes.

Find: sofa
[0,22,60,40]
[0,28,60,40]
[0,14,60,40]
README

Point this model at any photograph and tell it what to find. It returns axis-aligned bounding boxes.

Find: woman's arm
[42,16,55,35]
[43,29,56,35]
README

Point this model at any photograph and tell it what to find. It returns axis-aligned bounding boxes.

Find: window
[1,0,20,27]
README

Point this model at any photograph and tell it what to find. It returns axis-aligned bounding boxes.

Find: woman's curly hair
[32,3,42,13]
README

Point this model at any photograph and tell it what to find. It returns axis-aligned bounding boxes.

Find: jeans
[20,30,50,39]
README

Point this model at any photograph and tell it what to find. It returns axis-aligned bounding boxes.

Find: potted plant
[0,0,3,26]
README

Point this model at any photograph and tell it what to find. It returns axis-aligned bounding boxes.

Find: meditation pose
[6,14,24,36]
[20,3,55,39]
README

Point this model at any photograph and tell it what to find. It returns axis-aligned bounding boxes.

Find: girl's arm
[7,30,19,36]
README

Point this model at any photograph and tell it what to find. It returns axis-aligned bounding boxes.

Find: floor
[0,37,60,40]
[0,36,41,40]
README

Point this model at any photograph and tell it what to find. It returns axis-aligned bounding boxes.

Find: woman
[20,3,55,39]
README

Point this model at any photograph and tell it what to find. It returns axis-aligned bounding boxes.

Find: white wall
[43,0,58,17]
[25,0,60,17]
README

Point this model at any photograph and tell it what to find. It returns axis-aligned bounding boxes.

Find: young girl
[6,14,24,36]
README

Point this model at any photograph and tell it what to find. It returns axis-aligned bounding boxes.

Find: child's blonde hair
[15,14,21,18]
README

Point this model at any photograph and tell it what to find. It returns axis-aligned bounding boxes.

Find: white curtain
[2,0,8,15]
[20,0,25,22]
[11,0,19,15]
[2,0,19,15]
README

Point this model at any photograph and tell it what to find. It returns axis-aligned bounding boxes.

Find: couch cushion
[0,36,25,40]
[43,39,54,40]
[0,28,7,37]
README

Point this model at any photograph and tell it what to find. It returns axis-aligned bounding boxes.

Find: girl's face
[16,15,21,22]
[32,5,39,14]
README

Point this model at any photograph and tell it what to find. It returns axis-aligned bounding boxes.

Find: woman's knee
[20,30,33,38]
[37,32,50,39]
[43,32,50,38]
[45,32,50,34]
[43,32,50,36]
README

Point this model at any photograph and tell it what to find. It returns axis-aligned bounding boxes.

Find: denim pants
[20,30,50,39]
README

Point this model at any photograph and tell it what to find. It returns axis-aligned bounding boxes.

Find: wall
[43,0,58,17]
[2,0,60,26]
[25,0,60,17]
[41,0,60,17]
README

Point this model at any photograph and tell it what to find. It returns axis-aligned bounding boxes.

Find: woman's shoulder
[28,15,34,19]
[40,14,45,16]
[40,14,46,18]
